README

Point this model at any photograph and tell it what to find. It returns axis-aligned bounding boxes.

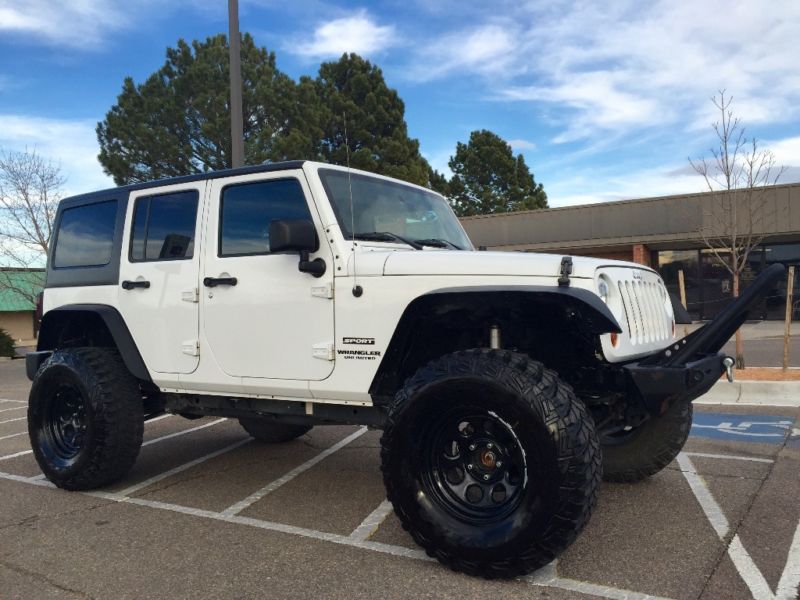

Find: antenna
[343,113,362,297]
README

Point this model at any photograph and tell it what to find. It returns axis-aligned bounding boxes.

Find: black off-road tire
[28,348,143,491]
[238,418,311,443]
[380,349,602,579]
[601,401,692,483]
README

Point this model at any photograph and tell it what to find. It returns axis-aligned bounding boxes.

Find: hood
[380,250,652,278]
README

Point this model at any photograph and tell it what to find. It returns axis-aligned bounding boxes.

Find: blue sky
[1,0,799,206]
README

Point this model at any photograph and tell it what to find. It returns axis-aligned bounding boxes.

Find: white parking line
[221,426,368,517]
[684,452,774,464]
[0,431,27,441]
[776,521,800,600]
[349,499,394,541]
[0,416,26,425]
[0,449,32,462]
[0,406,25,413]
[116,438,252,497]
[0,399,26,404]
[141,418,226,447]
[145,414,173,424]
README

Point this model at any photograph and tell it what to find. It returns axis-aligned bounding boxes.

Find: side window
[130,190,199,262]
[220,178,312,257]
[53,200,118,268]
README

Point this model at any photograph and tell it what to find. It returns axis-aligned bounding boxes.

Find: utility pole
[228,0,244,168]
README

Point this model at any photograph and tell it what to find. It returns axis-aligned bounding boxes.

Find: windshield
[318,169,472,250]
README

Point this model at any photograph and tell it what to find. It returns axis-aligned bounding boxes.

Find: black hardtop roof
[61,160,307,206]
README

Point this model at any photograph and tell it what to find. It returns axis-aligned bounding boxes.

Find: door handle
[121,280,151,290]
[203,276,238,287]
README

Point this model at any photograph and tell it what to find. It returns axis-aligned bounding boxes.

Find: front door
[202,170,335,381]
[118,182,205,374]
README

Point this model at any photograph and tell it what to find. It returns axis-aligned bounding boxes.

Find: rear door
[202,170,335,381]
[117,182,205,374]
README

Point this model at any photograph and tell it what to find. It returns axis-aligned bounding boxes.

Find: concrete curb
[696,380,800,407]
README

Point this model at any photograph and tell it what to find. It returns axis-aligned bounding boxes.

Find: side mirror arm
[298,250,326,278]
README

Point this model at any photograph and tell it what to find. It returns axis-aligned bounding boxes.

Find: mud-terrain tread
[28,347,143,491]
[238,418,312,443]
[380,348,602,579]
[601,401,692,483]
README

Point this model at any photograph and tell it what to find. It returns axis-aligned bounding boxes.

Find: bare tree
[0,148,64,305]
[689,91,786,368]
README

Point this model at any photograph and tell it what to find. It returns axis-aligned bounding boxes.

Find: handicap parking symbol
[691,412,798,444]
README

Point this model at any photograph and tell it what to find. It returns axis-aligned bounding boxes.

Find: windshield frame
[317,168,473,251]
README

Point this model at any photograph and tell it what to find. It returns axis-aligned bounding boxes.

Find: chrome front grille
[617,279,670,345]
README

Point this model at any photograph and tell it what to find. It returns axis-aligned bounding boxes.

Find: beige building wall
[0,311,34,341]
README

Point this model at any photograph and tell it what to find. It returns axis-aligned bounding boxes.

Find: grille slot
[617,277,669,345]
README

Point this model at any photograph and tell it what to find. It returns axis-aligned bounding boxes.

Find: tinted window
[220,179,311,256]
[130,191,198,261]
[54,200,118,268]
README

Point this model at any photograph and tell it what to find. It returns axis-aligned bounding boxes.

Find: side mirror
[268,219,326,278]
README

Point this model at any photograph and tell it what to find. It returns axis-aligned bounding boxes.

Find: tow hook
[722,356,735,383]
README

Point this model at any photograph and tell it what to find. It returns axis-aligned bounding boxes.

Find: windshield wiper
[413,238,462,250]
[353,231,423,250]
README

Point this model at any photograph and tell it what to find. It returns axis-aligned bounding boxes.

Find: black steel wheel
[28,348,143,490]
[381,349,601,579]
[238,418,311,443]
[601,400,692,483]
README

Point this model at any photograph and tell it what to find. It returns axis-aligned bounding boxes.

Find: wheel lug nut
[483,474,490,481]
[496,461,503,468]
[468,444,476,451]
[467,464,474,470]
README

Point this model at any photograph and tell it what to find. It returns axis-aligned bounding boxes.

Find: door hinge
[312,342,335,361]
[181,288,199,303]
[311,282,334,299]
[181,340,200,356]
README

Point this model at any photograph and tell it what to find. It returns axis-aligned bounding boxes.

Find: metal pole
[678,269,689,336]
[783,265,794,370]
[228,0,244,168]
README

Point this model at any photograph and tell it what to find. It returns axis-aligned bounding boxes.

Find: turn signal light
[610,332,619,347]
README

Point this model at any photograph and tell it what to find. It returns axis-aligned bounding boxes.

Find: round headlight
[598,279,609,303]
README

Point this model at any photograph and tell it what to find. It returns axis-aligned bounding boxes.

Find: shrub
[0,328,15,358]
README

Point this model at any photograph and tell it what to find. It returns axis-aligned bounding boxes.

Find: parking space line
[141,418,226,447]
[349,499,394,541]
[116,438,252,496]
[684,452,774,463]
[677,452,800,599]
[776,521,800,599]
[0,406,26,413]
[0,449,33,461]
[221,426,368,517]
[145,414,173,424]
[0,431,27,441]
[0,416,26,425]
[0,399,26,404]
[0,469,680,600]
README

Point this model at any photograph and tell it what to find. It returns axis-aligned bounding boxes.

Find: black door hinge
[558,256,573,287]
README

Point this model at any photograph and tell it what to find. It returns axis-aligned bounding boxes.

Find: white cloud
[411,24,517,81]
[0,114,112,196]
[293,10,397,58]
[507,139,536,151]
[0,1,133,49]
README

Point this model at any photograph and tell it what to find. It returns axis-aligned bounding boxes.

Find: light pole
[228,0,244,168]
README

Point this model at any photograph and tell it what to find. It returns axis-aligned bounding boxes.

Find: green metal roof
[0,270,45,312]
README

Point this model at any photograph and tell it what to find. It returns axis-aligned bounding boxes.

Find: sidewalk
[697,379,800,407]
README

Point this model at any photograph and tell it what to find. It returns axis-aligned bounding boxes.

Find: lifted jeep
[27,161,782,578]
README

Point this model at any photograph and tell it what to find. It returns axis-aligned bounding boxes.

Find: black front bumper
[623,263,785,415]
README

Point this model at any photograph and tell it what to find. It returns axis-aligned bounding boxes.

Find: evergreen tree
[447,130,547,216]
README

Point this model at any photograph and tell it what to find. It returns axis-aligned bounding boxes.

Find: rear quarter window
[53,200,118,268]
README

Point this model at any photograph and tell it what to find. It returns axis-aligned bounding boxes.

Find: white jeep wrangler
[27,161,781,578]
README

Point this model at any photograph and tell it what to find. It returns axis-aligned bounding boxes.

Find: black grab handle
[203,276,238,287]
[121,280,151,290]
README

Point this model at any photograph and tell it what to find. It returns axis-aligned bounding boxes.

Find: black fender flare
[369,285,621,399]
[34,304,150,382]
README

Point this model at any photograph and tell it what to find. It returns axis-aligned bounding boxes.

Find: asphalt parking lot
[1,358,799,600]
